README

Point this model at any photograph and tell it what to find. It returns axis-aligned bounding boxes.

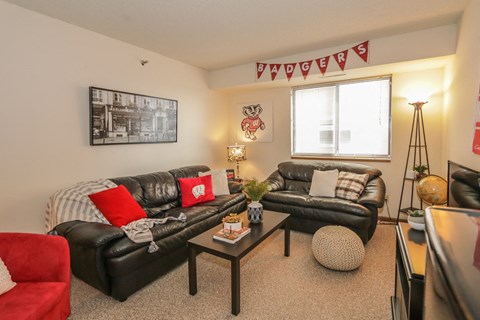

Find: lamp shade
[227,145,246,162]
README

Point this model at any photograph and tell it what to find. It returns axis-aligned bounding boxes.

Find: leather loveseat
[53,165,247,301]
[451,168,480,209]
[261,161,386,243]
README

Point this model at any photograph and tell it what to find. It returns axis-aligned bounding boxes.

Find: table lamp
[227,144,246,180]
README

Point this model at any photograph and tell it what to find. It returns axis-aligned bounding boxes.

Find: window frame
[291,75,392,161]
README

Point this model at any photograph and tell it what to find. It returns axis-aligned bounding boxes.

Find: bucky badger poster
[235,102,273,142]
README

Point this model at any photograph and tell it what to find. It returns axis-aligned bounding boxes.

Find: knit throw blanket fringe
[121,214,186,253]
[45,179,187,253]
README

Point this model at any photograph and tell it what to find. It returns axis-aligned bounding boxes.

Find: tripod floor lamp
[397,100,431,223]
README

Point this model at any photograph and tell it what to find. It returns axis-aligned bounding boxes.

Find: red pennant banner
[299,60,313,79]
[284,63,297,81]
[333,50,349,71]
[269,64,281,81]
[352,41,369,63]
[315,56,330,75]
[256,41,369,81]
[256,62,268,79]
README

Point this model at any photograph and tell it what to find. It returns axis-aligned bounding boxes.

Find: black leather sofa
[53,165,247,301]
[451,168,480,209]
[261,161,386,243]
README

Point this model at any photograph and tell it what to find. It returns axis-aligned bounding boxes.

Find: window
[292,76,391,160]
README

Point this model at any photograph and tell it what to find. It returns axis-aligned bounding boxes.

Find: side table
[391,222,426,320]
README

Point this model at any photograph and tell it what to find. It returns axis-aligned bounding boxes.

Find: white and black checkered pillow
[335,171,369,201]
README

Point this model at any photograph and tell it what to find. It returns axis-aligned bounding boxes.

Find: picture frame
[89,87,178,145]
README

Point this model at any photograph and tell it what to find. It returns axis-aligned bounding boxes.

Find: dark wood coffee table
[187,210,290,315]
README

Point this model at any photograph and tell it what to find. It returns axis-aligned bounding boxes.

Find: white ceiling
[4,0,469,71]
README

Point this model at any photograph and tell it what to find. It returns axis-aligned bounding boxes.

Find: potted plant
[414,165,428,180]
[222,213,243,231]
[407,209,425,231]
[243,178,269,223]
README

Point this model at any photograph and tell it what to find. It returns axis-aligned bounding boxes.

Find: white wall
[444,0,480,170]
[0,2,229,233]
[228,68,446,219]
[209,25,457,89]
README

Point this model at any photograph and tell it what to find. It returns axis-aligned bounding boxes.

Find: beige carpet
[70,225,396,320]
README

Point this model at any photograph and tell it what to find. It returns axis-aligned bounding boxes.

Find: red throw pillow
[88,185,147,227]
[179,175,215,208]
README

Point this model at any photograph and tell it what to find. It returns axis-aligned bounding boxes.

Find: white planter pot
[224,221,242,231]
[408,215,425,231]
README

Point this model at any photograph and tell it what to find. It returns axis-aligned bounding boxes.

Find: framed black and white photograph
[89,87,177,145]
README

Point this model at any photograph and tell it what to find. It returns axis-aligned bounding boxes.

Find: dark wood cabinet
[391,223,427,320]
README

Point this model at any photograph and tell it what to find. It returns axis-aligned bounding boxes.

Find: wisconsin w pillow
[88,185,147,227]
[179,175,215,207]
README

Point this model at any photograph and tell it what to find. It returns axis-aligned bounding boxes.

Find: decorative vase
[248,201,263,223]
[224,221,242,231]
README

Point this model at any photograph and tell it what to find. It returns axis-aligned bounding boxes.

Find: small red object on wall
[473,87,480,155]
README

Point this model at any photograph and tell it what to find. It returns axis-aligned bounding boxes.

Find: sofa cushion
[103,206,219,258]
[0,258,15,295]
[108,176,145,206]
[89,185,147,227]
[278,161,382,183]
[136,172,179,207]
[111,172,179,211]
[179,176,215,207]
[199,169,230,196]
[143,202,179,217]
[0,282,67,320]
[309,169,338,197]
[165,206,219,227]
[285,179,311,193]
[103,220,186,258]
[170,165,211,180]
[199,193,247,212]
[262,191,371,216]
[335,171,369,201]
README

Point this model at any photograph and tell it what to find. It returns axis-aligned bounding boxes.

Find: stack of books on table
[213,227,251,244]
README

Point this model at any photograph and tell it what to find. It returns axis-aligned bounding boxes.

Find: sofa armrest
[264,170,285,192]
[55,220,125,248]
[357,177,386,208]
[0,233,70,284]
[228,180,244,194]
[451,181,480,209]
[54,221,125,295]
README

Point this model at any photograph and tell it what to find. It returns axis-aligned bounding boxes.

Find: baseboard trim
[378,216,407,224]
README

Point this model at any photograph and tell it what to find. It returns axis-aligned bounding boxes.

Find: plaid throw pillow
[335,171,369,201]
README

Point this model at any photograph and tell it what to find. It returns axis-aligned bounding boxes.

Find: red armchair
[0,233,71,320]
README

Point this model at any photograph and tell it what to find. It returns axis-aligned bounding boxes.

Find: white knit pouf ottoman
[312,226,365,271]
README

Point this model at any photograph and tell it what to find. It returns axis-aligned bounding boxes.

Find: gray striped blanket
[45,179,116,232]
[45,179,187,253]
[121,213,186,253]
